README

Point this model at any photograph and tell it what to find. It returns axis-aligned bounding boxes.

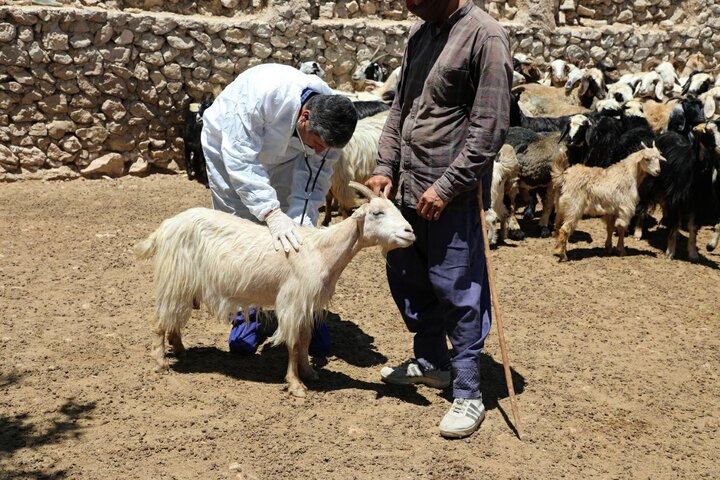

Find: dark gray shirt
[373,1,513,209]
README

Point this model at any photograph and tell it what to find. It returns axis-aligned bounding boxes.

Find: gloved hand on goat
[265,209,303,253]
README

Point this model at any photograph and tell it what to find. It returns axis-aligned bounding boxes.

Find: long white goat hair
[135,185,414,397]
[330,111,389,211]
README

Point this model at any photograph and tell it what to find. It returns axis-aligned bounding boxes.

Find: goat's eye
[372,210,384,217]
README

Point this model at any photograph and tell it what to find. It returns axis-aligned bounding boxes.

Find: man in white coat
[201,63,358,355]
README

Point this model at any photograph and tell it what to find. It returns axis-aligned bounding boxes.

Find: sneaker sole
[380,376,451,389]
[439,412,486,439]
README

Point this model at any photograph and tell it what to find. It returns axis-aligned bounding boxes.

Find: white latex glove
[265,209,303,253]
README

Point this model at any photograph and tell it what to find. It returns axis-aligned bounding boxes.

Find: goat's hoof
[508,229,525,241]
[618,249,626,257]
[154,360,170,373]
[287,383,308,398]
[634,232,643,241]
[689,253,700,263]
[707,243,716,252]
[540,227,552,238]
[523,210,535,220]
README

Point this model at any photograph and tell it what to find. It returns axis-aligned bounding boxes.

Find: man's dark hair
[305,94,358,148]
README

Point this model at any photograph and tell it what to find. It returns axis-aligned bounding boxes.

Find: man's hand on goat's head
[365,175,392,197]
[417,186,447,221]
[265,209,303,253]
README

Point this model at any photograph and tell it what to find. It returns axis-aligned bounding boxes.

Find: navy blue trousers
[385,205,492,399]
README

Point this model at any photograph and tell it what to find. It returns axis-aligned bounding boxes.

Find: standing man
[365,0,512,438]
[201,63,358,356]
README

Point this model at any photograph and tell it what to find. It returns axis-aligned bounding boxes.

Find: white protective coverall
[201,63,340,227]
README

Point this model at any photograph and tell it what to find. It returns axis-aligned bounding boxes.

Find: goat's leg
[553,221,573,262]
[708,223,720,252]
[666,228,678,259]
[151,315,170,373]
[687,215,699,262]
[167,330,186,357]
[322,192,334,227]
[285,340,307,397]
[507,188,525,240]
[616,226,627,257]
[538,185,555,238]
[633,212,645,240]
[297,324,318,381]
[604,216,615,253]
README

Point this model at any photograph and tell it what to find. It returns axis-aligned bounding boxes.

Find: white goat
[654,61,678,93]
[634,71,666,101]
[487,144,520,246]
[700,86,720,119]
[322,111,388,226]
[606,82,634,105]
[297,61,325,78]
[135,183,415,397]
[552,145,665,261]
[546,59,578,87]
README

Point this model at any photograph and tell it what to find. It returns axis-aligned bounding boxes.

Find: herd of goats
[153,52,720,394]
[183,52,720,263]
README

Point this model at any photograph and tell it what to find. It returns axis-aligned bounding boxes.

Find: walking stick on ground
[477,184,523,440]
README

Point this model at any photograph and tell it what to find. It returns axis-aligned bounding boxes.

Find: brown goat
[552,145,665,261]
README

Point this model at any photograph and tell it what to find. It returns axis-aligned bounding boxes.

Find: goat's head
[560,114,591,147]
[693,122,720,155]
[349,182,415,252]
[608,83,634,105]
[684,72,713,96]
[669,96,707,134]
[549,59,573,87]
[297,61,325,78]
[638,142,664,176]
[623,100,645,118]
[634,72,665,101]
[594,98,622,115]
[352,60,388,82]
[701,87,720,119]
[578,68,607,102]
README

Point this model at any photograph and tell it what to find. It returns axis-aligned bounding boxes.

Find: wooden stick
[477,186,523,439]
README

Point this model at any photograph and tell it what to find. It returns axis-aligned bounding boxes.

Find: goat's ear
[578,77,590,98]
[349,181,378,199]
[655,80,665,101]
[704,97,716,119]
[584,121,595,146]
[558,123,571,143]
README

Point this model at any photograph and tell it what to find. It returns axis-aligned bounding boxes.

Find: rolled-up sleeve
[433,35,513,202]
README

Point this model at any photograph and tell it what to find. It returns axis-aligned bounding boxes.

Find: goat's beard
[406,0,450,23]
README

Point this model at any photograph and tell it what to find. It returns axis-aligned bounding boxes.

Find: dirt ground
[1,174,718,479]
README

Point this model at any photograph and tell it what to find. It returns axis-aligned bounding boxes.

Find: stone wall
[0,1,718,179]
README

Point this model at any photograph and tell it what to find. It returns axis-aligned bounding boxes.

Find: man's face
[405,0,451,23]
[296,110,330,154]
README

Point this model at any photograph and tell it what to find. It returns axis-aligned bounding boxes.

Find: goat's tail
[134,229,158,260]
[551,149,569,190]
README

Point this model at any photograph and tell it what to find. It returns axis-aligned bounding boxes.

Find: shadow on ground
[0,372,96,480]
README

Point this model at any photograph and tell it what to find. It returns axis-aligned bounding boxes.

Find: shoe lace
[451,399,468,415]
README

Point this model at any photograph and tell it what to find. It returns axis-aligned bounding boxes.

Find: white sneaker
[439,398,485,438]
[380,360,451,389]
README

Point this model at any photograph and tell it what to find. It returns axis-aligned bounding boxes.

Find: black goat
[667,95,706,138]
[635,129,718,260]
[352,100,390,119]
[183,100,213,187]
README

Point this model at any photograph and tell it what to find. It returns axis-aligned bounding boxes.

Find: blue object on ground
[309,322,332,357]
[228,308,260,354]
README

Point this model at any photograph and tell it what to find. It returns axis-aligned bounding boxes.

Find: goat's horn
[368,45,382,61]
[349,181,378,199]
